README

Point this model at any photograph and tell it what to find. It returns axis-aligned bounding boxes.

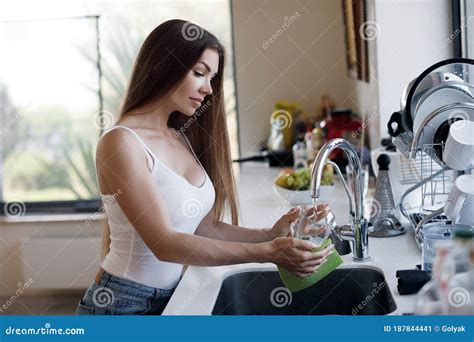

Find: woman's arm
[195,205,328,243]
[194,210,275,243]
[97,130,330,276]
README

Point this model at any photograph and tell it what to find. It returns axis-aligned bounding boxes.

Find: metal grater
[369,154,405,237]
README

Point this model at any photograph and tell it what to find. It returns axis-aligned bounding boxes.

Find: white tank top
[100,126,216,289]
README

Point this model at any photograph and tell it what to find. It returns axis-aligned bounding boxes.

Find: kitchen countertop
[163,162,423,315]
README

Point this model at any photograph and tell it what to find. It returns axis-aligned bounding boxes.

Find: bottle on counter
[312,126,324,150]
[447,228,474,314]
[304,128,316,165]
[304,126,325,167]
[414,227,474,315]
[292,134,308,169]
[414,245,455,315]
[452,227,474,273]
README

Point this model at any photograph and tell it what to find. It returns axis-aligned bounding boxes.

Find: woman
[75,19,333,315]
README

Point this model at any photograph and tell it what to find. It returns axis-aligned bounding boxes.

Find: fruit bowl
[273,183,335,205]
[273,166,335,205]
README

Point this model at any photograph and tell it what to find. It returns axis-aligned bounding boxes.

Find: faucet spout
[310,138,370,261]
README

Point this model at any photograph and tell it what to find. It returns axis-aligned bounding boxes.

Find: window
[0,17,102,214]
[0,0,237,215]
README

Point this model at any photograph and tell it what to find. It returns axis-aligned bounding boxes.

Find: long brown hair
[101,19,239,259]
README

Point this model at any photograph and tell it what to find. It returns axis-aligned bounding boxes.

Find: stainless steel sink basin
[212,268,397,315]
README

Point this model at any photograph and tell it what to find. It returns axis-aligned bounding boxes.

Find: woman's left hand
[269,204,329,239]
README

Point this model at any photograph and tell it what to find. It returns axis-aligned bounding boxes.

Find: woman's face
[170,48,219,116]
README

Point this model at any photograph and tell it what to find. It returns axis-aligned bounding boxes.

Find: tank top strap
[180,132,205,170]
[103,125,156,166]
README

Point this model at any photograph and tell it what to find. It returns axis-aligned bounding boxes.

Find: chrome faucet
[310,138,370,262]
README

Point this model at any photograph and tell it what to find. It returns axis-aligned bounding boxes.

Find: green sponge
[278,238,343,293]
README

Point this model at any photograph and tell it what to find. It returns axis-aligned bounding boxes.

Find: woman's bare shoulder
[96,128,148,175]
[97,128,136,158]
[95,127,156,196]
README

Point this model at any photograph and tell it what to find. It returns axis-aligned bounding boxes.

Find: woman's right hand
[264,237,334,278]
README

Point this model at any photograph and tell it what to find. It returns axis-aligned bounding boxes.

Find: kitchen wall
[233,0,454,153]
[0,216,103,298]
[232,0,357,155]
[359,0,454,146]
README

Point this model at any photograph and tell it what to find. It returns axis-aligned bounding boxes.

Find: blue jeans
[75,270,177,315]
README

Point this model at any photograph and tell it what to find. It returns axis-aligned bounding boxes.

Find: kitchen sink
[212,268,397,315]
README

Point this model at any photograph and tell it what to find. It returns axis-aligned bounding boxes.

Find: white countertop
[163,162,423,315]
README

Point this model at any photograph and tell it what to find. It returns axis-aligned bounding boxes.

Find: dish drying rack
[393,126,456,249]
[387,59,474,249]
